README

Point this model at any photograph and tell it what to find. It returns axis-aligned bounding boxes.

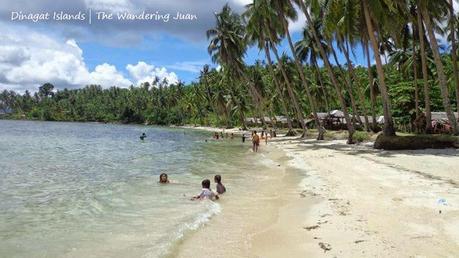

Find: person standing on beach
[252,131,260,152]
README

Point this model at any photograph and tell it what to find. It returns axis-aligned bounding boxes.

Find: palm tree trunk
[417,8,432,133]
[280,13,325,140]
[235,66,268,129]
[249,85,267,128]
[313,59,331,112]
[343,40,369,130]
[412,23,420,123]
[265,24,307,135]
[263,41,294,133]
[269,42,308,135]
[421,6,458,134]
[363,38,377,132]
[330,39,361,127]
[362,0,396,136]
[298,1,355,143]
[450,0,459,118]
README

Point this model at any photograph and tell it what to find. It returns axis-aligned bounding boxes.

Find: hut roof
[330,110,345,118]
[431,112,458,121]
[275,116,289,123]
[314,112,329,119]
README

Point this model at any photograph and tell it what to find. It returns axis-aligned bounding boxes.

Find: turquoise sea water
[0,120,254,258]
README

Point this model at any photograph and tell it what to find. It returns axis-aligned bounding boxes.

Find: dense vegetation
[1,0,459,144]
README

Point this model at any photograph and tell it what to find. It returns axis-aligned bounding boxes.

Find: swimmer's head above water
[159,173,169,183]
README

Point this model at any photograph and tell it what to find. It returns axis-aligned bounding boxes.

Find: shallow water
[0,120,255,258]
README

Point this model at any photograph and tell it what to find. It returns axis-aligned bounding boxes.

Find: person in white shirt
[191,179,219,201]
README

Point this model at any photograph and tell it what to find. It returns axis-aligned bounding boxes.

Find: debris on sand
[304,225,320,231]
[318,242,332,252]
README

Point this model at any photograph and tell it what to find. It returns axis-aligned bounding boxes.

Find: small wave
[153,201,222,258]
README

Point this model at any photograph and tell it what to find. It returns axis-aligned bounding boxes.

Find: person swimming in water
[140,133,147,140]
[159,173,169,184]
[191,179,219,201]
[214,175,226,194]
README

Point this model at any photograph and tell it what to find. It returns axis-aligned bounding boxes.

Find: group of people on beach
[213,131,234,140]
[158,173,226,201]
[211,129,276,153]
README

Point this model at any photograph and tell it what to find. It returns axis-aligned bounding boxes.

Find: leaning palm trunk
[450,0,459,120]
[343,41,370,131]
[235,66,268,129]
[263,41,295,134]
[417,8,432,133]
[313,59,331,112]
[421,7,458,134]
[362,0,396,136]
[330,39,361,127]
[267,30,308,135]
[249,85,267,128]
[297,1,355,143]
[280,12,325,140]
[364,41,378,132]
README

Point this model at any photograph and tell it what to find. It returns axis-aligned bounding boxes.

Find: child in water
[192,179,219,201]
[214,175,226,194]
[140,133,147,140]
[159,173,170,184]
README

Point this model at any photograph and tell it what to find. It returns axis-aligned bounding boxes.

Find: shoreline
[176,126,459,257]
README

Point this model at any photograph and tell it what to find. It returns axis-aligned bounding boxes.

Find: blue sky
[0,0,368,92]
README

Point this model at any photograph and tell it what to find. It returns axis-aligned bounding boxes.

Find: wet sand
[175,128,459,257]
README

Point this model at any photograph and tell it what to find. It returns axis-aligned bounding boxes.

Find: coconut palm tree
[207,4,263,129]
[363,41,379,132]
[294,0,356,143]
[295,22,332,113]
[270,0,326,140]
[244,0,295,134]
[448,0,459,118]
[244,0,308,136]
[199,65,221,123]
[414,3,433,133]
[359,0,403,136]
[418,0,458,133]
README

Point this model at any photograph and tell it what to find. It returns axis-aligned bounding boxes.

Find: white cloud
[0,24,180,91]
[232,0,252,6]
[126,61,178,86]
[167,60,206,73]
[89,63,132,87]
[288,7,306,33]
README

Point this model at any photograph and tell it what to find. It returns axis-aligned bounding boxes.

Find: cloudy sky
[0,0,316,92]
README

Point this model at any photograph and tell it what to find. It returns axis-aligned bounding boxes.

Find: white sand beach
[175,127,459,257]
